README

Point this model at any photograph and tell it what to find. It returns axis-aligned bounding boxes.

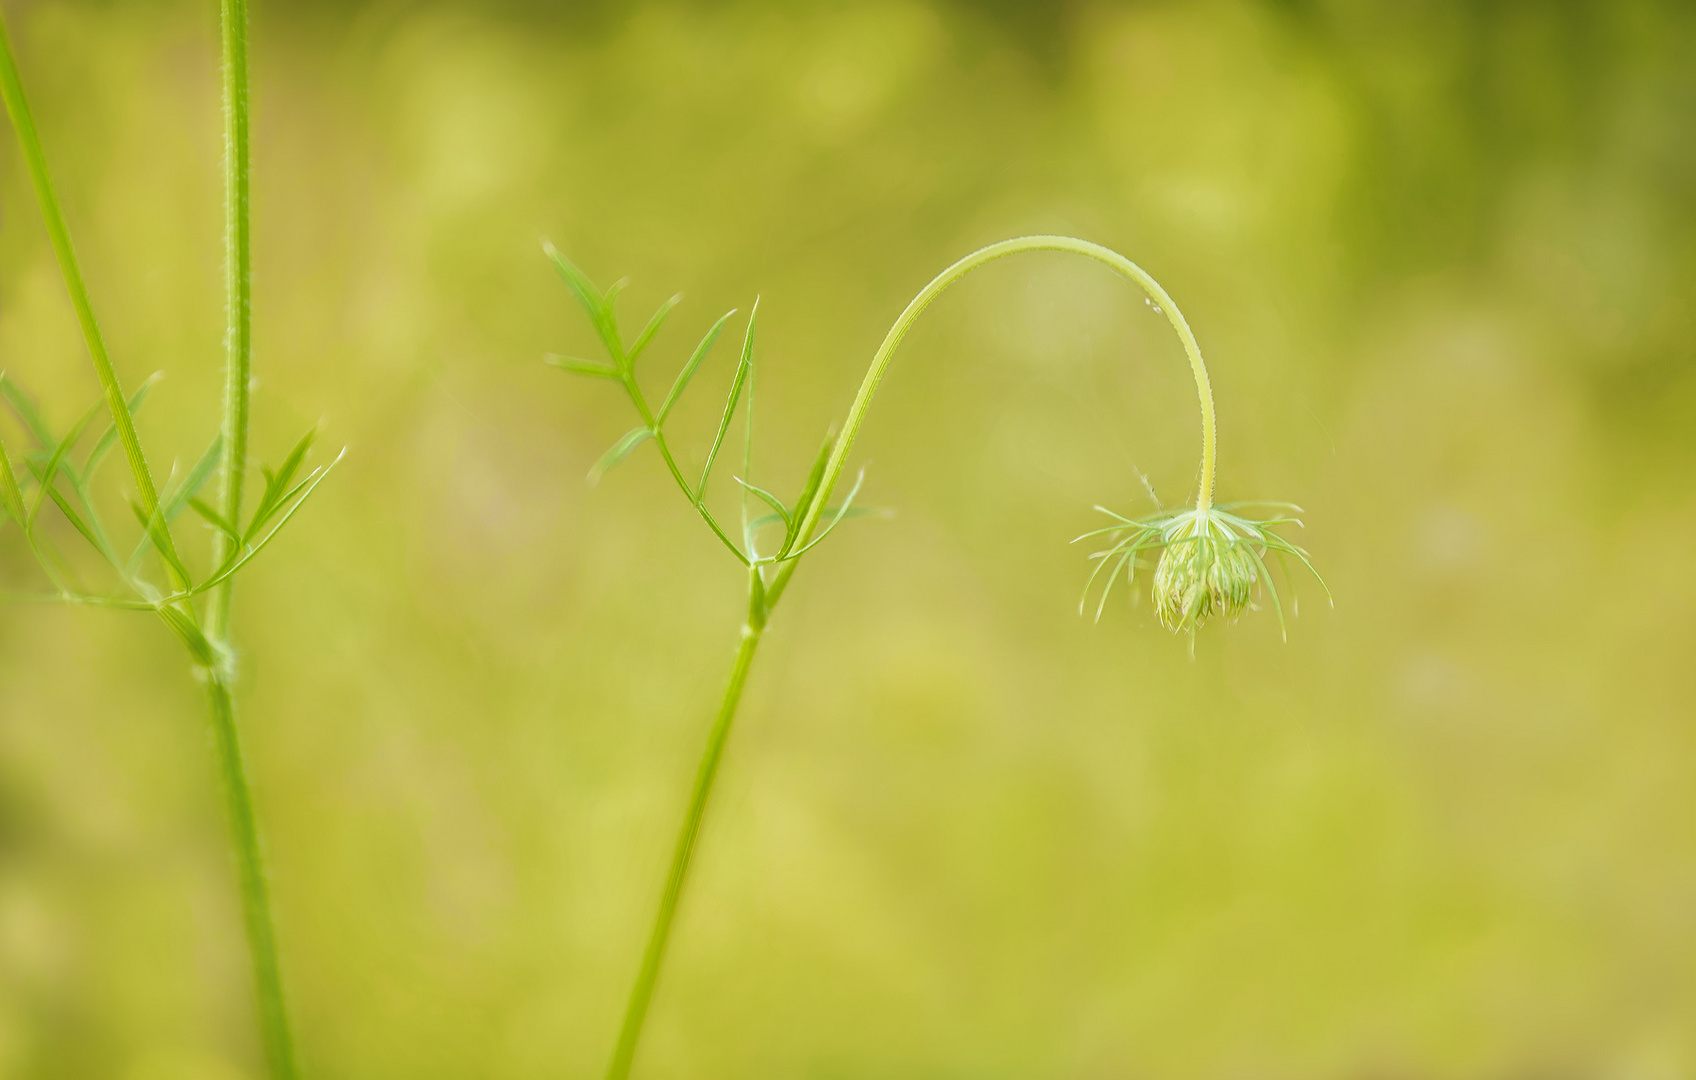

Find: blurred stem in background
[0,4,299,1076]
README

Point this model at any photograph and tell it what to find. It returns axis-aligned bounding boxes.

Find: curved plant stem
[207,675,298,1080]
[209,0,252,643]
[769,235,1217,608]
[601,237,1216,1076]
[606,610,765,1080]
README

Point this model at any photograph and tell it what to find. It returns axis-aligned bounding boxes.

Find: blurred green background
[2,0,1695,1076]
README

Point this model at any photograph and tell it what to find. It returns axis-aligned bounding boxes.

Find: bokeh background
[2,0,1695,1076]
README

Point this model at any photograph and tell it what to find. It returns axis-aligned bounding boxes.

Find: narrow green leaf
[245,426,318,542]
[602,279,629,361]
[779,427,836,559]
[165,435,223,521]
[657,309,735,425]
[27,398,103,526]
[270,426,318,499]
[588,426,654,486]
[189,497,241,540]
[754,505,886,557]
[784,466,868,560]
[734,477,789,527]
[60,468,124,570]
[120,433,223,569]
[740,336,756,548]
[245,481,303,544]
[544,240,602,317]
[544,354,620,379]
[697,301,757,498]
[544,242,623,365]
[0,374,53,447]
[188,449,344,597]
[254,470,320,537]
[128,494,193,588]
[626,294,682,369]
[0,427,26,524]
[39,481,108,563]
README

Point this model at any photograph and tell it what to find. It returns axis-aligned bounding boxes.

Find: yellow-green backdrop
[1,1,1694,1076]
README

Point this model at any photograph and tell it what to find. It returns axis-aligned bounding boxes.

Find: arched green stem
[768,235,1216,607]
[603,237,1218,1079]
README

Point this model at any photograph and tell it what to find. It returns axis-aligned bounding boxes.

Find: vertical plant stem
[606,617,766,1080]
[209,5,297,1075]
[206,675,298,1080]
[210,0,252,642]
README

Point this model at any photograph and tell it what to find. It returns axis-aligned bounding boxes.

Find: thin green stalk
[606,604,765,1080]
[0,14,187,588]
[206,675,297,1080]
[208,6,299,1074]
[768,235,1216,609]
[1,11,299,1076]
[210,0,252,643]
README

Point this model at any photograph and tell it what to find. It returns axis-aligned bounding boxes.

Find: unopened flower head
[1075,500,1328,637]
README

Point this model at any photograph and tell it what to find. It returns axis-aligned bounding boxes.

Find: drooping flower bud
[1076,499,1325,637]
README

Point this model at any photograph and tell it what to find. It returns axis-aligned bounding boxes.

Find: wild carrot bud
[1076,502,1326,638]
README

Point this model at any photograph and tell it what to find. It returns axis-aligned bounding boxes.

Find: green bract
[1077,503,1328,637]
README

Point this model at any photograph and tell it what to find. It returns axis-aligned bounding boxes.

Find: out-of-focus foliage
[1,0,1693,1076]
